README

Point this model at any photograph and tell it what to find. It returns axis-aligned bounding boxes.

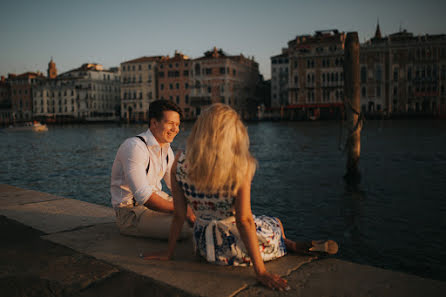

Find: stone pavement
[1,184,445,297]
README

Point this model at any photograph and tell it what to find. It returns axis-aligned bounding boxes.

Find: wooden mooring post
[343,32,362,184]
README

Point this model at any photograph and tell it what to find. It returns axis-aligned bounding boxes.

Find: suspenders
[135,136,169,175]
[132,136,170,206]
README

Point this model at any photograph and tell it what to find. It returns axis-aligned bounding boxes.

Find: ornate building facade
[189,47,259,118]
[120,56,161,122]
[33,62,120,122]
[272,26,446,119]
[157,51,193,119]
[361,26,446,115]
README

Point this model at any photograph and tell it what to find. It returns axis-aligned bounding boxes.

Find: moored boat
[6,121,48,132]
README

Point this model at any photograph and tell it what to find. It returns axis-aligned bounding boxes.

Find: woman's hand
[142,251,170,261]
[256,271,290,291]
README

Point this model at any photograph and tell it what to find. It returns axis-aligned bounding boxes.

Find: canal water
[1,120,445,281]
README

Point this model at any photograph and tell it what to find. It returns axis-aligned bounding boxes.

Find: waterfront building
[287,29,345,119]
[189,47,259,118]
[9,71,45,122]
[270,49,289,108]
[0,76,12,125]
[120,56,162,122]
[360,25,446,115]
[157,51,193,119]
[33,62,120,122]
[275,26,446,119]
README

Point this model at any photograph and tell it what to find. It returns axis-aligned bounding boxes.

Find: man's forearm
[144,192,174,213]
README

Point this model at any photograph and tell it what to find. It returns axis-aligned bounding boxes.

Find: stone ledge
[1,184,445,297]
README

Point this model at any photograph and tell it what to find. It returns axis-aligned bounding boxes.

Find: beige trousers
[115,205,192,240]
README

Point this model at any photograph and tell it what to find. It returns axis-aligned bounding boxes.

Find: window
[176,83,179,89]
[160,84,164,90]
[219,67,225,74]
[185,95,189,104]
[208,87,211,93]
[393,68,399,82]
[159,72,164,78]
[176,96,180,104]
[361,87,366,97]
[376,86,381,97]
[183,70,189,76]
[205,68,212,75]
[361,66,367,83]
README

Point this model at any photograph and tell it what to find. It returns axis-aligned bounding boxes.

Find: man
[111,100,194,239]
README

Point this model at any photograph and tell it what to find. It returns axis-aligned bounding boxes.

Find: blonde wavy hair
[185,103,257,195]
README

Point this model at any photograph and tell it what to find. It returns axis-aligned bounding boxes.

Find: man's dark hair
[148,100,183,126]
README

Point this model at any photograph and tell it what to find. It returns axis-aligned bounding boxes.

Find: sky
[0,0,445,80]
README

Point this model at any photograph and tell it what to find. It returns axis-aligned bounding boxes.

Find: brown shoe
[309,240,339,255]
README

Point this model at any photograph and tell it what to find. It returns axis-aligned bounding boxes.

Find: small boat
[6,121,48,132]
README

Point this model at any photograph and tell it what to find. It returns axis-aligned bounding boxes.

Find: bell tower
[47,57,57,79]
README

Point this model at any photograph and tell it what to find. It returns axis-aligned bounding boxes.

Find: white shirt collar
[142,128,171,150]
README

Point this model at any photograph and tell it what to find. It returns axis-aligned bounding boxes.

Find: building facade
[189,47,259,118]
[287,30,345,119]
[360,26,446,115]
[270,50,289,108]
[33,63,120,122]
[120,56,161,122]
[9,72,45,122]
[0,76,12,125]
[157,51,193,119]
[273,26,446,119]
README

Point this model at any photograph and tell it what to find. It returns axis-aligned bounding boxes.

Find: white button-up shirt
[110,128,174,209]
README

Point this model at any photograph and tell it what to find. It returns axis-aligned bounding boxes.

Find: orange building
[157,51,193,119]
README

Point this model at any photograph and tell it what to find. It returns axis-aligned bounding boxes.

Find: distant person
[144,103,338,290]
[110,100,195,239]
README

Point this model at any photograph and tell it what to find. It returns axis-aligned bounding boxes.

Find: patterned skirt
[193,215,287,266]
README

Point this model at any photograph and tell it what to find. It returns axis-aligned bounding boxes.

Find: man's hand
[186,206,196,226]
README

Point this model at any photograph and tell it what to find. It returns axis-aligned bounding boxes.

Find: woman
[144,103,338,291]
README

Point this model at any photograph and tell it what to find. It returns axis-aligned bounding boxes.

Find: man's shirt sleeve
[120,139,154,205]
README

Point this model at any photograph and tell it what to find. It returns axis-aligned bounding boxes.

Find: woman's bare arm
[235,179,289,291]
